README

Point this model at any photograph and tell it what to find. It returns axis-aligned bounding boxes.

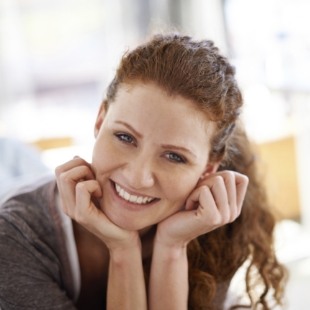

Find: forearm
[107,244,147,310]
[149,242,189,310]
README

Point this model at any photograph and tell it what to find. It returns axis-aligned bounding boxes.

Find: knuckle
[59,172,71,184]
[75,214,83,225]
[213,175,223,183]
[224,170,235,179]
[238,173,249,184]
[211,175,224,187]
[55,165,65,177]
[230,206,242,222]
[75,209,85,224]
[213,216,224,227]
[75,181,86,191]
[243,175,249,185]
[57,173,66,184]
[222,214,230,224]
[229,213,238,223]
[200,185,210,194]
[212,214,223,226]
[80,165,88,174]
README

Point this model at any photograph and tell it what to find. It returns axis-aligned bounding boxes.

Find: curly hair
[103,33,287,309]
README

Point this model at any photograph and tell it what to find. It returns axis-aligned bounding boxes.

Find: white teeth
[115,183,155,205]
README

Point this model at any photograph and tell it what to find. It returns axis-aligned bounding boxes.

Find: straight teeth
[115,183,155,204]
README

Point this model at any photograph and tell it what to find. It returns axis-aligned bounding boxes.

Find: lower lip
[109,180,158,211]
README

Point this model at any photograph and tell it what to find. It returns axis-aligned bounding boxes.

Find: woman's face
[92,82,216,231]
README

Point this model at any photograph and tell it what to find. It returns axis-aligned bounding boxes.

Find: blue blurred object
[0,137,51,197]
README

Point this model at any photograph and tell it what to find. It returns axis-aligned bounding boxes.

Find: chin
[112,215,150,232]
[100,204,147,231]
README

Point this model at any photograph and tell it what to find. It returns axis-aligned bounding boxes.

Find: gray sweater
[0,180,77,309]
[0,180,238,310]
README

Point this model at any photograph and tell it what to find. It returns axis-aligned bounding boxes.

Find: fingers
[55,156,97,218]
[186,170,249,227]
[75,180,102,219]
[55,156,94,181]
[157,170,249,249]
[235,172,249,208]
[55,157,141,250]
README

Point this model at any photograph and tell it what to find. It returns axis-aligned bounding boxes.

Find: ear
[198,161,220,184]
[204,161,220,175]
[94,102,106,137]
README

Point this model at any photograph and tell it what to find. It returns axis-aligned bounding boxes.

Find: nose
[123,154,155,190]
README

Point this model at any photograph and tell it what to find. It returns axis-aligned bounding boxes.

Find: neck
[73,221,157,260]
[140,225,157,260]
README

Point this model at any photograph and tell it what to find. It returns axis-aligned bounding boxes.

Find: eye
[114,132,136,145]
[165,152,186,164]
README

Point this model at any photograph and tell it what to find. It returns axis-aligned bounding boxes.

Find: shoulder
[0,177,76,309]
[0,176,59,255]
[1,176,57,234]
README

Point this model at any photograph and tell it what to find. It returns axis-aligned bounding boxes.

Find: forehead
[107,82,215,142]
[114,82,210,119]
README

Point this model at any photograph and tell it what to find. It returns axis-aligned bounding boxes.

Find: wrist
[105,229,141,250]
[154,227,189,254]
[109,238,142,265]
[153,238,188,261]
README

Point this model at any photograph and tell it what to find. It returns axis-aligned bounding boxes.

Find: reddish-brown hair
[104,33,287,309]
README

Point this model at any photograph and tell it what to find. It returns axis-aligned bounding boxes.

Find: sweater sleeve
[0,216,76,310]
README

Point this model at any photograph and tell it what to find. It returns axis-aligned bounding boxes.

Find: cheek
[91,137,119,174]
[163,171,200,203]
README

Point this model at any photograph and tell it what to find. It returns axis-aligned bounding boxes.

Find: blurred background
[0,0,309,308]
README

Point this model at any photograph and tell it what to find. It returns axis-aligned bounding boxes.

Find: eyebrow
[115,120,197,159]
[115,120,143,138]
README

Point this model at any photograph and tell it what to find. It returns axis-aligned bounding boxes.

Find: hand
[55,157,140,251]
[155,170,249,248]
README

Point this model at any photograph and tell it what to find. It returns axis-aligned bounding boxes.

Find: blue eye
[115,133,135,145]
[165,152,186,164]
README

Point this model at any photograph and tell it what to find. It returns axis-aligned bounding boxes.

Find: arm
[148,170,249,310]
[55,157,147,310]
[108,242,147,310]
[0,215,76,310]
[149,241,188,310]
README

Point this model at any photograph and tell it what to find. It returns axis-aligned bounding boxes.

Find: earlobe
[94,102,107,137]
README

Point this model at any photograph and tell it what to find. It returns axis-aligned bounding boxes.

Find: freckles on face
[91,82,215,230]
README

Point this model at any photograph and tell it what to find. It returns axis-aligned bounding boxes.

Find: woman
[0,34,286,309]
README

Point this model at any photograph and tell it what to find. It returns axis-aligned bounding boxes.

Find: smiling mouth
[114,182,158,205]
